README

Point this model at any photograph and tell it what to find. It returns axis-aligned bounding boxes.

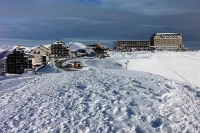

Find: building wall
[115,41,150,51]
[51,40,71,58]
[4,47,32,74]
[150,33,184,50]
[31,45,50,69]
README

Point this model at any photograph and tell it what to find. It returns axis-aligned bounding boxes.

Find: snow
[0,45,17,53]
[0,69,200,132]
[37,64,62,73]
[108,51,200,87]
[67,42,86,51]
[64,51,200,87]
[1,48,200,132]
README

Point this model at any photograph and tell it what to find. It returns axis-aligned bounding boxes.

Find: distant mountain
[0,45,17,53]
[67,42,86,51]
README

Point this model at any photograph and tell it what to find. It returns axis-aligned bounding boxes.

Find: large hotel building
[150,33,184,51]
[115,33,184,51]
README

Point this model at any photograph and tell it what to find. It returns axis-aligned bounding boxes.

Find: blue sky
[0,0,200,49]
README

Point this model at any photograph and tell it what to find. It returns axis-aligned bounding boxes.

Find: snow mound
[0,70,199,132]
[63,58,123,70]
[67,42,86,51]
[37,64,62,73]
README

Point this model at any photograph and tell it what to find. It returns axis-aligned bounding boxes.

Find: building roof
[152,33,182,37]
[51,39,70,48]
[52,39,65,45]
[39,45,50,50]
[115,40,149,42]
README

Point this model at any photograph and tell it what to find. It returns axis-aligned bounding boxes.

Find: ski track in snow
[0,70,200,133]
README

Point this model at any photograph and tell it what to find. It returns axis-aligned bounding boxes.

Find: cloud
[0,0,200,49]
[139,25,174,28]
[98,0,200,15]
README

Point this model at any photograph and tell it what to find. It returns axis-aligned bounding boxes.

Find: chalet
[31,45,51,70]
[4,46,32,74]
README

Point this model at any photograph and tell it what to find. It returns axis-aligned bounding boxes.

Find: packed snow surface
[108,51,200,87]
[1,50,200,132]
[64,51,200,87]
[0,69,200,133]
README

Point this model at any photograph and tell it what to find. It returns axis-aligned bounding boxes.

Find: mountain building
[150,33,184,51]
[31,45,51,70]
[4,46,32,74]
[114,40,150,51]
[51,40,71,59]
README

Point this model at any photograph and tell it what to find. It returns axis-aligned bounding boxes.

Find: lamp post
[125,61,129,70]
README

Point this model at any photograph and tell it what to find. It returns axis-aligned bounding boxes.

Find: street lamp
[125,61,129,70]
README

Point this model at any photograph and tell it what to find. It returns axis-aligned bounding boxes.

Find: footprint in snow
[151,118,163,128]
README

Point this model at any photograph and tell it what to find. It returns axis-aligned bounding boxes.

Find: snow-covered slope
[0,45,17,53]
[0,69,199,133]
[63,58,123,70]
[67,42,86,51]
[108,51,200,87]
[1,50,200,132]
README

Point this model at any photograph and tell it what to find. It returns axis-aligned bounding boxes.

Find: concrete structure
[51,40,71,59]
[150,33,184,51]
[31,45,51,70]
[4,46,32,74]
[114,40,150,51]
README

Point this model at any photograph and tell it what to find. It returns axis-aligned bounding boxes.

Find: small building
[31,45,51,70]
[114,40,150,52]
[65,61,83,69]
[4,45,32,74]
[150,33,184,51]
[51,39,71,59]
[86,43,109,58]
[71,49,86,58]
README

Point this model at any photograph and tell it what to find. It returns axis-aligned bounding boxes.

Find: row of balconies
[117,44,149,46]
[51,49,69,53]
[155,45,179,48]
[51,52,69,54]
[117,42,149,44]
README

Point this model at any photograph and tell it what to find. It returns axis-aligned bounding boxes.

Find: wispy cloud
[139,25,174,28]
[98,0,200,15]
[57,17,119,24]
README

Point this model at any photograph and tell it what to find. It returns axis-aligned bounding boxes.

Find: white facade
[31,45,50,69]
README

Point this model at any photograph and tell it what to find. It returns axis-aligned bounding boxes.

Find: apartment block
[4,46,32,74]
[51,40,71,58]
